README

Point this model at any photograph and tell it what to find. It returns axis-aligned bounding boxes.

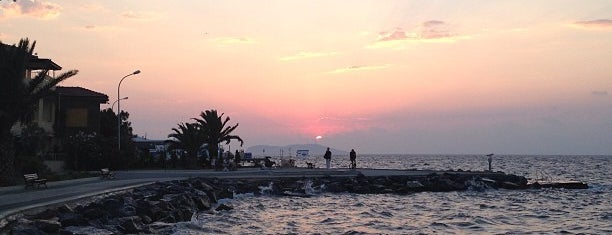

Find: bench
[100,168,115,179]
[306,162,314,169]
[24,173,47,189]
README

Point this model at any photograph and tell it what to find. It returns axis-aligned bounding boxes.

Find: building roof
[55,86,109,103]
[0,44,62,70]
[28,57,62,70]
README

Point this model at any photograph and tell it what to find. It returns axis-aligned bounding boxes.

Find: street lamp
[117,70,141,151]
[111,97,128,112]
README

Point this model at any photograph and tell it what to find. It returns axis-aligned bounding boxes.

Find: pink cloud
[378,28,409,41]
[571,19,612,30]
[376,20,454,42]
[0,0,61,20]
[120,10,158,21]
[418,20,453,39]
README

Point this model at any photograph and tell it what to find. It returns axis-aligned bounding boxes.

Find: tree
[0,38,77,185]
[98,108,136,169]
[167,122,205,168]
[194,110,243,169]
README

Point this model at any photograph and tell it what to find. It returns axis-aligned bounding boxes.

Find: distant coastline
[246,143,348,156]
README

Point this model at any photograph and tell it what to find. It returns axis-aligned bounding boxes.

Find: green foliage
[97,108,137,169]
[99,108,118,137]
[195,110,244,169]
[0,39,78,141]
[14,124,48,157]
[167,122,205,168]
[13,124,50,174]
[0,38,77,185]
[167,109,243,169]
[63,131,102,170]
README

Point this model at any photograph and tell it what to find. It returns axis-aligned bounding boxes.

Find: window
[65,108,88,127]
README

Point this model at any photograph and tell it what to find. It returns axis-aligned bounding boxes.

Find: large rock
[32,208,59,220]
[82,207,108,220]
[35,219,61,233]
[58,213,87,227]
[117,216,142,234]
[215,203,233,211]
[10,225,46,235]
[60,226,114,235]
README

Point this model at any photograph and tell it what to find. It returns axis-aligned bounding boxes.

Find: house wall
[33,97,56,134]
[56,97,103,138]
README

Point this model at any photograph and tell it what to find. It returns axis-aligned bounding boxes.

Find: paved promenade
[0,167,500,224]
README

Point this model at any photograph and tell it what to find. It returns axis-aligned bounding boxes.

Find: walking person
[349,149,356,169]
[324,147,332,169]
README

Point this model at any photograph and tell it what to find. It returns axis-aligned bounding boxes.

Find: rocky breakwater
[5,179,225,234]
[4,171,586,234]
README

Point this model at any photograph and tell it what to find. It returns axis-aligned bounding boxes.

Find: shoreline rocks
[4,171,587,234]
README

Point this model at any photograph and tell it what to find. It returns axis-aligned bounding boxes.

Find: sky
[1,0,611,155]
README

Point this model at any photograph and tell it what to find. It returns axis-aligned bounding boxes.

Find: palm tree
[1,39,78,140]
[167,122,206,168]
[194,110,243,169]
[0,38,78,185]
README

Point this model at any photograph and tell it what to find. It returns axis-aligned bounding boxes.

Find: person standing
[349,149,357,169]
[324,147,332,169]
[487,153,494,171]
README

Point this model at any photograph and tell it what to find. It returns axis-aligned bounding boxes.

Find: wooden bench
[24,173,47,189]
[100,168,115,179]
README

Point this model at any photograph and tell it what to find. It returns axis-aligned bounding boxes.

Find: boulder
[58,213,87,227]
[35,219,61,233]
[33,208,59,220]
[117,216,142,234]
[58,204,74,214]
[215,203,233,211]
[193,195,212,210]
[406,181,424,189]
[82,207,108,220]
[60,226,114,235]
[10,224,46,235]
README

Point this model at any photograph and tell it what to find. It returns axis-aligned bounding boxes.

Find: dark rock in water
[158,214,177,223]
[58,204,74,214]
[173,208,195,221]
[58,213,87,227]
[117,216,142,234]
[10,224,46,235]
[216,203,233,211]
[4,170,563,233]
[529,181,588,189]
[406,180,424,189]
[35,219,61,233]
[82,207,107,220]
[32,208,59,220]
[502,181,521,189]
[135,200,163,221]
[101,198,124,217]
[218,188,234,199]
[193,195,212,210]
[140,215,153,224]
[60,226,114,235]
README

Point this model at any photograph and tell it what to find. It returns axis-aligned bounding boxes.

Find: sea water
[170,155,612,234]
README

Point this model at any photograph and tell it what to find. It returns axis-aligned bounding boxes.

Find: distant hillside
[246,144,348,156]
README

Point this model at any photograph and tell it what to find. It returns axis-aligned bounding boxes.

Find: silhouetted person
[349,149,356,169]
[264,156,275,168]
[324,147,332,169]
[487,154,493,171]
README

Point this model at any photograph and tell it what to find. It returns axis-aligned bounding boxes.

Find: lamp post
[111,97,128,112]
[117,70,140,151]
